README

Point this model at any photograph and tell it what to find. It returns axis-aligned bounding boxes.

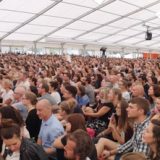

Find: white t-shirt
[1,89,14,103]
[51,91,61,104]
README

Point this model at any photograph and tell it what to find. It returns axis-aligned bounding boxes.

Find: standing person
[1,120,49,160]
[36,99,64,158]
[101,97,150,160]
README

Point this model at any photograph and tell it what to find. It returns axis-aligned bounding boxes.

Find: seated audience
[100,97,150,160]
[22,91,41,141]
[96,100,133,158]
[36,99,64,158]
[84,87,115,134]
[53,113,94,160]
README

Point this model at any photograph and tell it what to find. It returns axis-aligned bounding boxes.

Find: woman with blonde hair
[83,87,115,134]
[56,100,74,124]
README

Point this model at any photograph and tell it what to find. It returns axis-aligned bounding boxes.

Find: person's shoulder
[20,138,49,160]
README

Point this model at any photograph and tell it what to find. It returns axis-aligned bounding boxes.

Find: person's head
[50,81,59,91]
[63,85,77,100]
[29,85,38,96]
[108,88,122,105]
[127,97,150,119]
[38,82,49,95]
[118,80,129,90]
[116,99,128,129]
[60,82,70,95]
[66,99,77,110]
[65,114,86,133]
[85,76,91,84]
[13,86,26,101]
[143,119,160,159]
[148,76,158,85]
[98,87,110,101]
[131,84,144,98]
[59,101,74,118]
[77,85,86,97]
[18,71,28,81]
[1,120,21,152]
[121,152,147,160]
[148,84,160,97]
[22,91,37,107]
[63,72,71,82]
[64,129,93,160]
[2,79,13,90]
[36,99,52,121]
[0,106,24,127]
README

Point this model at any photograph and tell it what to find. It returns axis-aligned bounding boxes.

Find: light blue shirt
[12,102,28,121]
[38,114,64,149]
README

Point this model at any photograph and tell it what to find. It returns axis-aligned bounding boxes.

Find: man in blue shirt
[36,99,64,156]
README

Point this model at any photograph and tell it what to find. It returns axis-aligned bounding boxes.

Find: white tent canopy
[1,0,160,52]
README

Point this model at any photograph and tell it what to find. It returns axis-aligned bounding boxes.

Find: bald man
[36,99,64,156]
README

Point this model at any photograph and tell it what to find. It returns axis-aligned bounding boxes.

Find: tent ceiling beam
[0,0,62,41]
[35,0,116,42]
[73,0,160,39]
[95,16,157,42]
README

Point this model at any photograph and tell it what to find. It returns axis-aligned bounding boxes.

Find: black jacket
[20,138,49,160]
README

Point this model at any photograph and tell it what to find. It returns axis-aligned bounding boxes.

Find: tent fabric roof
[1,0,160,50]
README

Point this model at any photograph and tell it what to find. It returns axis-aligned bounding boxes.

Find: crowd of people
[0,53,160,160]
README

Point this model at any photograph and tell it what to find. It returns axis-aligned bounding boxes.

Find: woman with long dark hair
[96,100,133,158]
[143,119,160,160]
